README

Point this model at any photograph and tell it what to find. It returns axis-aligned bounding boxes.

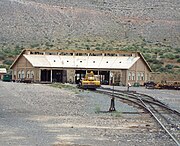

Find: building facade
[0,68,7,80]
[10,49,152,86]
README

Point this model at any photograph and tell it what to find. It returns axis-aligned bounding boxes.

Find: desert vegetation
[0,38,179,76]
[0,0,179,77]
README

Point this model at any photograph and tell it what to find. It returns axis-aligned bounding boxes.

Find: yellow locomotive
[79,71,101,89]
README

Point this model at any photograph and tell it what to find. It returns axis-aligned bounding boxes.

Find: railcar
[2,74,12,82]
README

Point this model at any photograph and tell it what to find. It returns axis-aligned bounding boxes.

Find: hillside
[0,0,179,46]
[0,0,180,76]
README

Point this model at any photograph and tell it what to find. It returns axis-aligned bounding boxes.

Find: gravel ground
[0,81,178,146]
[102,85,180,111]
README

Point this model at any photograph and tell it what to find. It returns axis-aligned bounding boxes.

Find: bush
[165,64,174,69]
[151,64,163,72]
[0,54,5,60]
[174,65,180,68]
[30,43,39,48]
[95,47,101,50]
[164,53,175,59]
[177,58,180,63]
[148,58,163,65]
[160,55,165,58]
[175,55,180,59]
[3,59,13,65]
[13,46,24,55]
[158,67,168,72]
[143,53,151,60]
[0,65,6,68]
[175,48,180,53]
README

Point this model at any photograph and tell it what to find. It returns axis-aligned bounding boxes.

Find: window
[141,73,144,80]
[132,72,135,80]
[27,71,30,78]
[30,71,34,79]
[137,72,141,80]
[128,72,131,80]
[21,70,25,79]
[18,71,21,79]
[13,71,17,79]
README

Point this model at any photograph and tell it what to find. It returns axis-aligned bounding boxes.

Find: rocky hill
[0,0,180,76]
[0,0,179,47]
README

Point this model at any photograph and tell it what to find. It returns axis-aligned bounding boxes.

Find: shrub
[148,58,163,65]
[3,59,13,65]
[175,48,180,53]
[0,65,6,68]
[175,55,180,59]
[30,44,39,48]
[151,64,163,72]
[0,54,5,60]
[165,64,174,69]
[177,58,180,63]
[158,67,168,72]
[13,46,24,55]
[164,53,175,59]
[160,55,165,58]
[95,47,101,50]
[143,53,151,60]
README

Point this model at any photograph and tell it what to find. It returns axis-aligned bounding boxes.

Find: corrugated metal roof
[24,55,139,69]
[0,68,7,74]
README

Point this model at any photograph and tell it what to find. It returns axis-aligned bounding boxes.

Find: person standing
[127,83,131,91]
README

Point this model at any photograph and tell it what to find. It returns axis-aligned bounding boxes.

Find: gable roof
[10,49,26,69]
[138,52,152,72]
[10,49,152,71]
[23,54,140,69]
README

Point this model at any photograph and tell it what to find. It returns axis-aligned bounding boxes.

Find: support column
[135,62,137,82]
[125,70,128,86]
[50,69,52,83]
[110,71,114,85]
[39,69,41,82]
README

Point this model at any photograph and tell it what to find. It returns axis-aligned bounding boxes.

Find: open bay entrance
[52,70,63,82]
[75,70,86,84]
[99,71,110,85]
[41,69,67,83]
[41,69,51,82]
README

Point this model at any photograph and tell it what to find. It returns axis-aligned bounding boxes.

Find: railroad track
[96,87,180,146]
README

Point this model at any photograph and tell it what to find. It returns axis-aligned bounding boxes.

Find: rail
[96,87,180,146]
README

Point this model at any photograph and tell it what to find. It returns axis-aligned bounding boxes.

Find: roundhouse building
[10,49,152,86]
